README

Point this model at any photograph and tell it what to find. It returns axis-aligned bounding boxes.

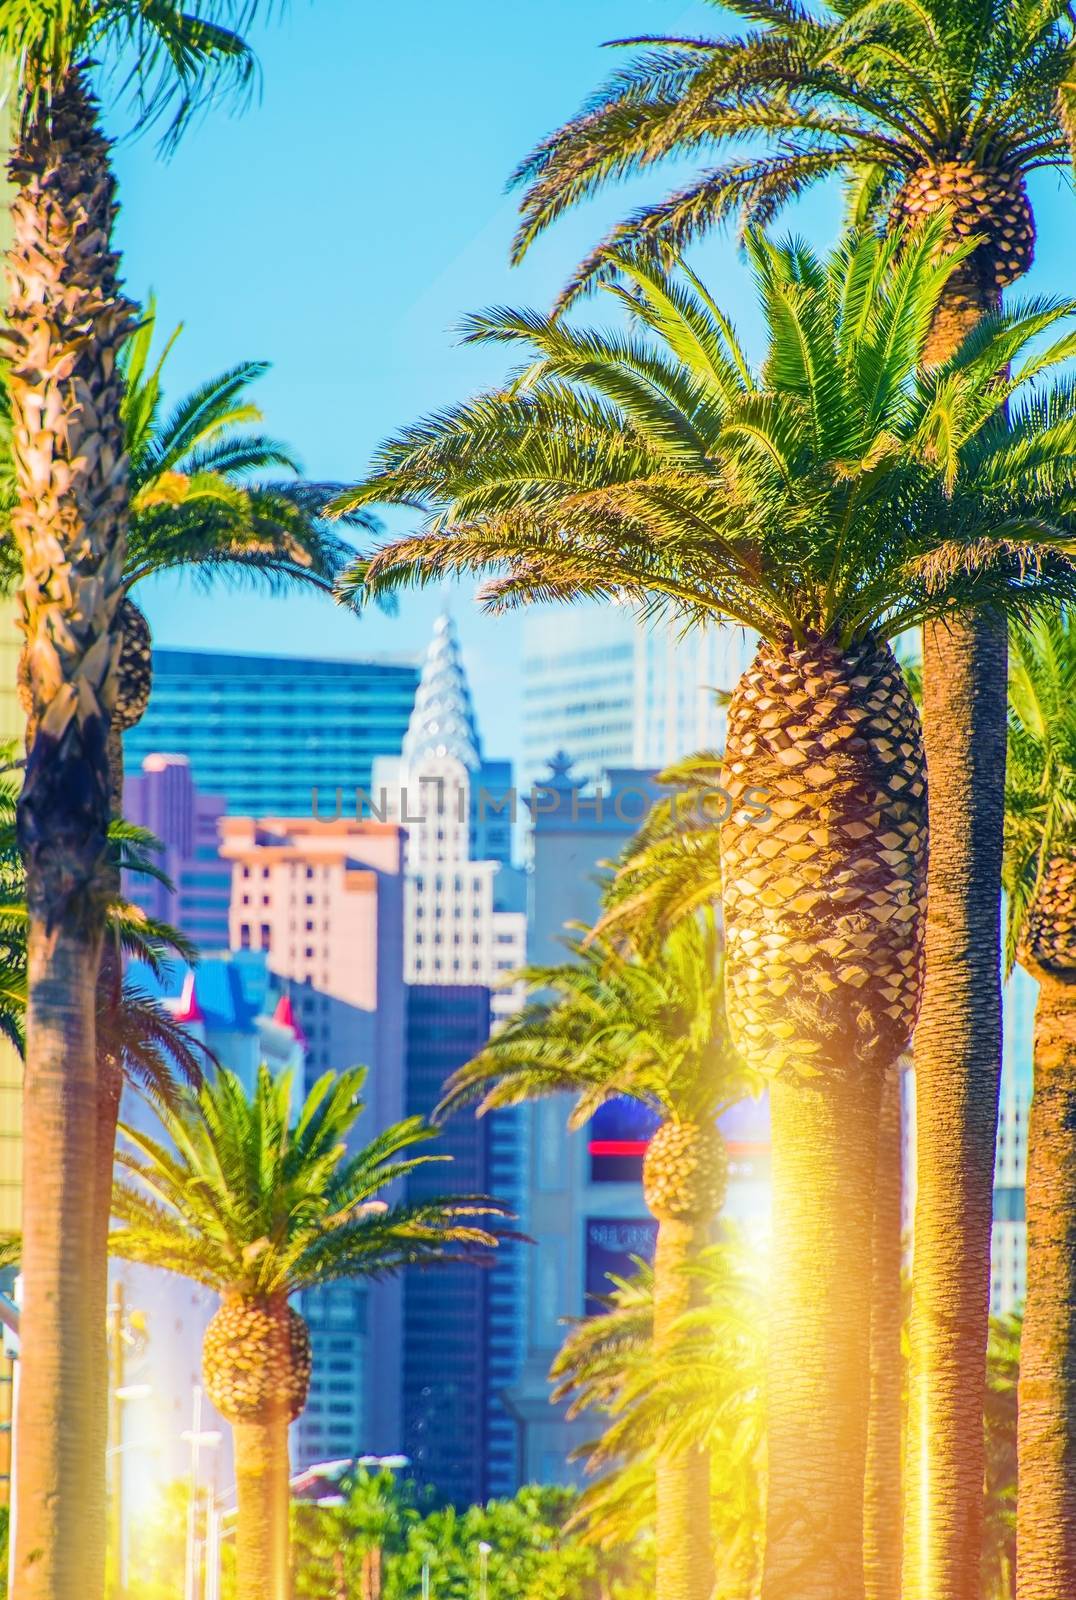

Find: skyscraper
[126,647,418,816]
[377,615,529,1497]
[374,614,527,1024]
[402,984,497,1506]
[521,604,756,792]
[123,754,231,949]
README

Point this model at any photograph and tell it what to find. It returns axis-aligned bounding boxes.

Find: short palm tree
[551,1243,765,1600]
[1003,610,1076,1600]
[334,227,1076,1600]
[111,1064,507,1600]
[437,912,757,1600]
[0,9,282,1593]
[512,21,1076,1588]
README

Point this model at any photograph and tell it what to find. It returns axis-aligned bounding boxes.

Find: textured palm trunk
[719,631,927,1600]
[233,1414,292,1600]
[864,1065,905,1600]
[5,66,131,1600]
[764,1072,883,1600]
[652,1216,713,1600]
[904,280,1005,1600]
[642,1121,726,1600]
[14,916,104,1600]
[1016,970,1076,1599]
[204,1295,311,1600]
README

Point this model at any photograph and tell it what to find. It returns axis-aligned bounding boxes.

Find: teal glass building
[125,647,419,817]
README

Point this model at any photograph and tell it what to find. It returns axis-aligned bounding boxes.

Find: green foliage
[438,911,757,1130]
[111,1064,510,1297]
[550,1244,765,1599]
[983,1313,1021,1600]
[0,2,267,149]
[290,1480,646,1600]
[0,300,377,605]
[1003,608,1076,970]
[508,0,1075,303]
[336,229,1076,651]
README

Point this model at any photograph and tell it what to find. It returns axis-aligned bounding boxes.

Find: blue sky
[109,0,1076,770]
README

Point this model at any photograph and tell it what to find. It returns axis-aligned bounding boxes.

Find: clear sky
[108,0,1076,771]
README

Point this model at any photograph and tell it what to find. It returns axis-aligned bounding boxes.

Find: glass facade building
[126,647,419,817]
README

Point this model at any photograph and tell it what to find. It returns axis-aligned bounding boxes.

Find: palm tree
[1002,609,1076,1600]
[436,911,758,1600]
[333,228,1076,1600]
[1,297,375,788]
[0,11,282,1594]
[111,1062,507,1600]
[550,1243,765,1600]
[511,19,1076,1592]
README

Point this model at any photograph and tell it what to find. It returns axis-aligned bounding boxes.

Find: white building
[374,614,527,1024]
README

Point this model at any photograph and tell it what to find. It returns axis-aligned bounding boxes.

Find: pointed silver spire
[402,613,483,768]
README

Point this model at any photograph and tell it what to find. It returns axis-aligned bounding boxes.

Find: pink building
[218,816,409,1464]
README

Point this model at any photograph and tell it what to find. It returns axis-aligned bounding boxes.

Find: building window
[239,924,251,949]
[260,923,271,948]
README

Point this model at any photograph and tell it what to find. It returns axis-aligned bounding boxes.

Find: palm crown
[436,915,756,1132]
[510,0,1076,305]
[111,1064,508,1298]
[0,302,373,602]
[0,1,262,143]
[337,225,1076,647]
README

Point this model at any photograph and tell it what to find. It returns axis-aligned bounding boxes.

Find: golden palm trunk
[720,631,927,1600]
[4,67,131,1600]
[864,1065,905,1600]
[898,165,1028,1600]
[643,1122,727,1600]
[1015,857,1076,1600]
[203,1294,312,1600]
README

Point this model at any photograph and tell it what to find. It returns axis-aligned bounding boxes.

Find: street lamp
[478,1541,491,1600]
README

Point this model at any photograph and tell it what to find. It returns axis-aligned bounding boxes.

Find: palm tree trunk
[763,1070,882,1600]
[652,1214,712,1600]
[13,915,105,1599]
[5,65,131,1600]
[905,285,1005,1600]
[233,1414,292,1600]
[1016,972,1076,1599]
[864,1065,905,1600]
[905,607,1007,1600]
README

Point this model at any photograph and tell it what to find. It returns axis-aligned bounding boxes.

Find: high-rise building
[521,604,756,792]
[123,754,231,949]
[378,617,528,1498]
[374,615,527,1025]
[403,985,495,1506]
[126,647,418,817]
[218,815,408,1464]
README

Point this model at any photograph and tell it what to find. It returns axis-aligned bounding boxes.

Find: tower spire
[402,612,483,768]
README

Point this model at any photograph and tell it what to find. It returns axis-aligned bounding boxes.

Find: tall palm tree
[1,297,375,786]
[0,11,282,1595]
[436,912,756,1600]
[333,228,1076,1600]
[1002,610,1076,1600]
[111,1063,507,1600]
[550,1243,765,1600]
[511,18,1076,1593]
